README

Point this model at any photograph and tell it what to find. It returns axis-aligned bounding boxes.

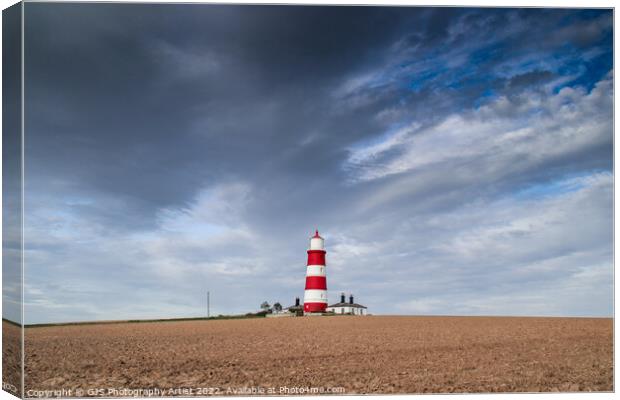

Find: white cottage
[326,293,367,315]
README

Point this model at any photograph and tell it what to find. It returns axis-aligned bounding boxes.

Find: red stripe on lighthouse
[305,276,327,290]
[306,250,326,266]
[304,302,326,313]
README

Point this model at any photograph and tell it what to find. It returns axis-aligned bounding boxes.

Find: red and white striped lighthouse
[303,230,328,314]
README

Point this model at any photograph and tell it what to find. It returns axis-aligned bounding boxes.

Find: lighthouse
[303,230,328,314]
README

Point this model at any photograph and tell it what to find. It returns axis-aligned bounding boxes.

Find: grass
[13,312,268,329]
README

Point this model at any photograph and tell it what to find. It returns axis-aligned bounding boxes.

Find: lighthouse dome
[309,229,324,250]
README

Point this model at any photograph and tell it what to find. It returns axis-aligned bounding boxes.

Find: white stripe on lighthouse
[306,265,326,277]
[309,237,324,250]
[303,289,328,303]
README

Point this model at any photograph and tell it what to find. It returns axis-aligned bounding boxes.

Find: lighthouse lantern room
[303,230,328,314]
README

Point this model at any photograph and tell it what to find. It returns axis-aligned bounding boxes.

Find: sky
[9,4,613,323]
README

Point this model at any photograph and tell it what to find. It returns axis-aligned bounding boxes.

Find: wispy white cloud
[345,72,612,184]
[23,182,280,323]
[333,171,612,317]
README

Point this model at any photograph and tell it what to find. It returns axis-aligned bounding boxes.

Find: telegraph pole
[207,290,210,318]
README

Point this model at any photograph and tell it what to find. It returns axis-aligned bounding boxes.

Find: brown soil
[22,316,612,396]
[2,321,22,397]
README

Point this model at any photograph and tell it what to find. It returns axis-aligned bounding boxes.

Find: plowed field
[20,316,612,396]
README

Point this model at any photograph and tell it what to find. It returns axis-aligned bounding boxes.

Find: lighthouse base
[303,312,326,316]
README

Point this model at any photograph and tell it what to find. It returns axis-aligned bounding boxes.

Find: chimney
[349,294,354,305]
[295,297,300,306]
[340,292,346,303]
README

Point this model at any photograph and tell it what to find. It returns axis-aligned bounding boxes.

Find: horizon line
[3,313,613,328]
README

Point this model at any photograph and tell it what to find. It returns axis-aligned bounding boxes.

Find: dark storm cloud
[20,4,613,323]
[23,5,409,208]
